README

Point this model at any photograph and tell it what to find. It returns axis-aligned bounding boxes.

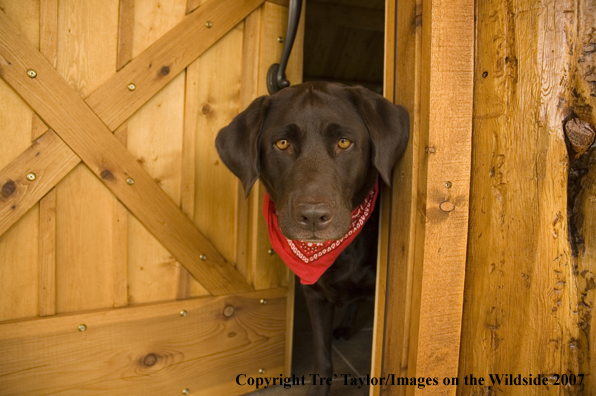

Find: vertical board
[126,0,189,304]
[458,0,584,394]
[381,0,473,395]
[0,0,41,322]
[54,0,125,313]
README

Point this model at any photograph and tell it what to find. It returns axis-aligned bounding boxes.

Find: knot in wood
[564,118,596,158]
[159,66,170,76]
[223,305,235,317]
[100,169,114,180]
[2,180,16,198]
[143,353,158,367]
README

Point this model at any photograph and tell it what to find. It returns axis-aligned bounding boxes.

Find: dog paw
[332,326,354,341]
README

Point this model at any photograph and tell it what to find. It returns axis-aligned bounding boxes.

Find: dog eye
[275,139,290,150]
[337,138,352,149]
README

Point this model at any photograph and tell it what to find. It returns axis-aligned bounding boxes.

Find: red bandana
[263,179,379,285]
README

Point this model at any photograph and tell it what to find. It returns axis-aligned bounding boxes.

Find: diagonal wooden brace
[0,10,251,296]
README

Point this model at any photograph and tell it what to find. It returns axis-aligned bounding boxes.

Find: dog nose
[294,203,334,231]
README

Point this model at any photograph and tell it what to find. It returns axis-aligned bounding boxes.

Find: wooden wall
[460,0,596,394]
[379,0,596,395]
[0,0,302,394]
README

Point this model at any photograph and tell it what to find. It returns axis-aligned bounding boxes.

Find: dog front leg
[302,284,335,396]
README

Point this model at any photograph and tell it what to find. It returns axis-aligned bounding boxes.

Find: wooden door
[0,0,303,394]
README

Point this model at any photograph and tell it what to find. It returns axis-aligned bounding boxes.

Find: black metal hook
[266,0,303,95]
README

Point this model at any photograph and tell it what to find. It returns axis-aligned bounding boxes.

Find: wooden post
[378,0,474,395]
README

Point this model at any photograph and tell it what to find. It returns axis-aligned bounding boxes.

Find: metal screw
[126,177,135,185]
[180,310,187,317]
[278,36,284,43]
[482,71,488,78]
[259,368,266,374]
[127,83,136,91]
[200,254,207,261]
[205,21,213,28]
[445,181,452,188]
[268,249,275,255]
[427,147,436,154]
[27,69,37,78]
[26,173,36,181]
[78,324,87,332]
[260,299,267,305]
[182,389,190,395]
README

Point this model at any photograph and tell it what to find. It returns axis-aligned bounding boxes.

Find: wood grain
[458,0,583,395]
[381,0,473,395]
[85,0,265,130]
[116,0,134,70]
[0,288,287,396]
[39,187,56,316]
[0,131,79,238]
[126,0,188,304]
[0,10,251,296]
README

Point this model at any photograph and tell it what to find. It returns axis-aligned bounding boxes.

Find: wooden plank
[0,10,251,296]
[380,0,472,394]
[409,0,473,392]
[0,131,80,238]
[85,0,265,131]
[458,1,584,394]
[0,0,43,323]
[39,188,57,316]
[31,0,58,141]
[178,58,201,299]
[0,205,40,322]
[53,0,127,314]
[194,23,244,271]
[0,288,287,395]
[116,0,135,70]
[127,73,189,304]
[126,0,189,304]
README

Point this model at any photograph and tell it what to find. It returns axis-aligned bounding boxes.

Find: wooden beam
[380,0,474,394]
[0,130,79,238]
[85,0,265,131]
[0,10,251,296]
[0,288,287,395]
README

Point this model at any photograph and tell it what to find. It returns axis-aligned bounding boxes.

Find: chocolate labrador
[216,81,409,396]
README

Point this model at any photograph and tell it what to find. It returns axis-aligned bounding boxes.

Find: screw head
[199,254,207,261]
[180,310,187,317]
[445,181,452,188]
[126,177,135,185]
[26,172,36,181]
[260,299,267,305]
[27,69,37,78]
[268,248,275,255]
[205,21,213,28]
[182,389,190,395]
[278,36,284,43]
[258,368,266,374]
[127,83,136,91]
[78,324,87,332]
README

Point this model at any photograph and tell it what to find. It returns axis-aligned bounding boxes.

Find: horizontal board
[0,288,287,395]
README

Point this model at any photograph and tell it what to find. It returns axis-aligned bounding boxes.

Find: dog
[216,81,409,396]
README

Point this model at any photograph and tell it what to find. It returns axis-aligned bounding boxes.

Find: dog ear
[345,86,409,185]
[216,95,270,196]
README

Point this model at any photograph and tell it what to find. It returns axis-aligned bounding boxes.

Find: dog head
[216,82,409,242]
